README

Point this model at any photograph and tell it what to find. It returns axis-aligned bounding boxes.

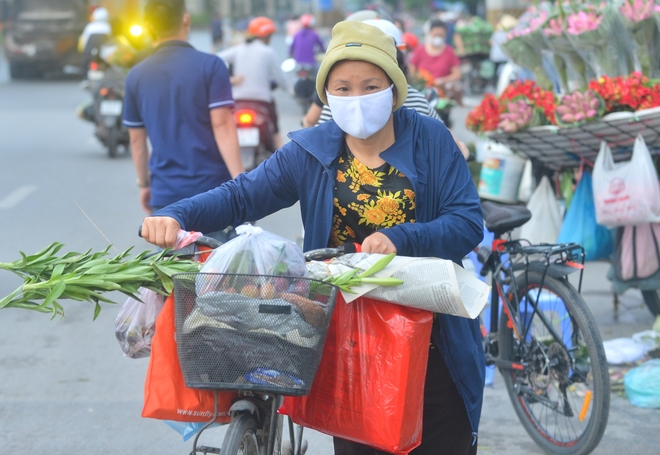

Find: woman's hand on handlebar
[361,232,396,254]
[141,216,181,249]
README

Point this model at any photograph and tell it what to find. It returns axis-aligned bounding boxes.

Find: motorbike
[233,100,277,172]
[281,58,317,114]
[78,22,151,158]
[460,52,496,96]
[292,64,317,114]
[423,86,456,129]
[81,54,129,158]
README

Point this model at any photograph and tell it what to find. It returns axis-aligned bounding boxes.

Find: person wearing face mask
[139,21,484,455]
[309,17,470,160]
[409,19,462,93]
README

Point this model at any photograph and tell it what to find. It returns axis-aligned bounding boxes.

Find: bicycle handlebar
[138,225,360,261]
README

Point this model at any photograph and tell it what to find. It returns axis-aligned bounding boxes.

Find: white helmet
[91,7,109,23]
[345,10,379,22]
[361,19,405,51]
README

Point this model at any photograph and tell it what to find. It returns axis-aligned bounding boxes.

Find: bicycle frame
[480,235,586,373]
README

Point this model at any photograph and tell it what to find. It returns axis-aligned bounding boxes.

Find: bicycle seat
[481,201,532,237]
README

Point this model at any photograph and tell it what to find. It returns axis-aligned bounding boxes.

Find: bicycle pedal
[193,446,221,455]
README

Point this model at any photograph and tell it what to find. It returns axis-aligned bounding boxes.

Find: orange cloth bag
[281,296,433,454]
[142,295,238,422]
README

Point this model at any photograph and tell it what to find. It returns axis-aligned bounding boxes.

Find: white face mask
[326,85,394,140]
[428,36,445,48]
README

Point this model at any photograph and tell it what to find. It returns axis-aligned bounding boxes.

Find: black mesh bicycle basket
[172,273,338,396]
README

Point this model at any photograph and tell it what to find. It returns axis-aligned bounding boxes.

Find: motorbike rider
[218,17,288,150]
[410,19,463,104]
[79,7,112,74]
[289,13,325,69]
[402,31,419,54]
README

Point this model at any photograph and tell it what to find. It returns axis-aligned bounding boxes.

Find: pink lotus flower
[567,11,603,35]
[543,17,564,37]
[620,0,653,23]
[506,28,533,40]
[529,11,548,31]
[498,99,534,132]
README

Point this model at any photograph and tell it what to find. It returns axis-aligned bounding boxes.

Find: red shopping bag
[281,296,433,454]
[142,295,238,423]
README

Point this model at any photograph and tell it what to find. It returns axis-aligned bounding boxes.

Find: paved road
[1,30,659,455]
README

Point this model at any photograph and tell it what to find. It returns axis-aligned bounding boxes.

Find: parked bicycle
[477,201,610,455]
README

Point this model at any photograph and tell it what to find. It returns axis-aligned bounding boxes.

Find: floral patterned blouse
[329,145,416,247]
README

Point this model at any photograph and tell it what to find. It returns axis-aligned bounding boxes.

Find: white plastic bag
[115,287,165,359]
[593,136,660,227]
[519,176,562,245]
[200,225,307,277]
[517,159,534,203]
[602,337,648,365]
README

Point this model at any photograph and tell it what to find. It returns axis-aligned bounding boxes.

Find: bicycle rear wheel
[222,413,260,455]
[499,272,610,455]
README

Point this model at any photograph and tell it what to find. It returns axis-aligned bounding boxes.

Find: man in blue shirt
[123,0,243,214]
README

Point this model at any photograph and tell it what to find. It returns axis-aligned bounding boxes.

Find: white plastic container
[478,142,526,203]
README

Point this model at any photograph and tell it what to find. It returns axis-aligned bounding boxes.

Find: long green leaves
[0,243,200,320]
[324,253,403,293]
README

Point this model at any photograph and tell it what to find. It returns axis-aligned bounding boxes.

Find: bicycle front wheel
[222,413,260,455]
[499,272,610,455]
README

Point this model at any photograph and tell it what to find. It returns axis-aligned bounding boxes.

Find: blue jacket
[156,107,486,434]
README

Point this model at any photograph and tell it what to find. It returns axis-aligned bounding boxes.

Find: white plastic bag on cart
[517,159,534,203]
[593,136,660,227]
[115,287,165,359]
[520,176,562,245]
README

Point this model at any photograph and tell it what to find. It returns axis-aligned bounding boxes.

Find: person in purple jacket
[289,13,325,68]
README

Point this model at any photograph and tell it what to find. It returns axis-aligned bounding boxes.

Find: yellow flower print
[329,215,346,246]
[364,206,387,225]
[333,197,347,217]
[378,195,400,214]
[348,158,384,192]
[357,194,370,201]
[357,200,388,227]
[337,170,347,183]
[404,189,415,201]
[376,190,403,215]
[345,225,356,239]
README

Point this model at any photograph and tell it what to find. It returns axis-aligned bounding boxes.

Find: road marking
[0,185,38,210]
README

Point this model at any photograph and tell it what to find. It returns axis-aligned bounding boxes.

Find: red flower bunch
[499,80,557,125]
[588,72,660,112]
[466,93,500,133]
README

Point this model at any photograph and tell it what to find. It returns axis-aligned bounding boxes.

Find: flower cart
[466,72,660,317]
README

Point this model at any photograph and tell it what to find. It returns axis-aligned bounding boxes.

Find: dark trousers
[333,343,477,455]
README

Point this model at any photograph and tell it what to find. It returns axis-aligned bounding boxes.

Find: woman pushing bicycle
[141,20,485,455]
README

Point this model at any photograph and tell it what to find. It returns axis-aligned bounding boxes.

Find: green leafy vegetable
[0,242,199,320]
